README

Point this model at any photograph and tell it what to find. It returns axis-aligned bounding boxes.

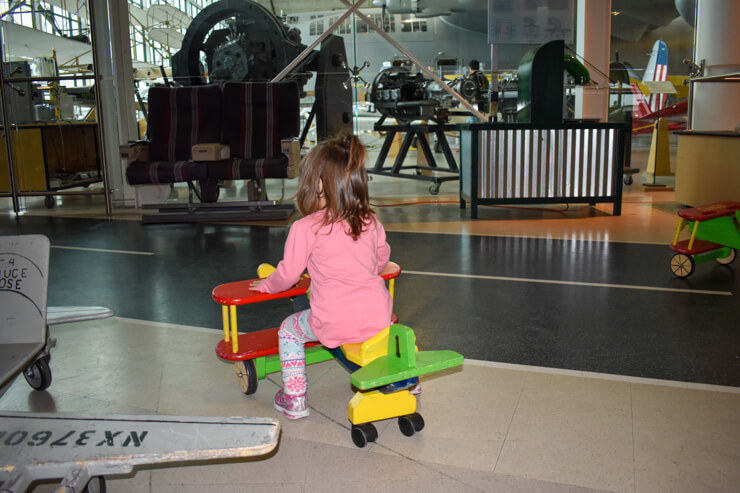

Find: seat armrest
[192,143,231,161]
[120,141,149,162]
[281,138,301,178]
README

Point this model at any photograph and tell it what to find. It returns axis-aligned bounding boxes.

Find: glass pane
[0,0,105,210]
[608,4,693,176]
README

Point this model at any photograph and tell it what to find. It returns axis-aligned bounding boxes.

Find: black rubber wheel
[410,412,424,432]
[23,356,52,390]
[670,253,695,278]
[716,248,737,265]
[44,195,55,209]
[429,184,440,195]
[235,359,258,395]
[624,175,633,186]
[398,415,416,437]
[83,476,106,493]
[351,423,377,448]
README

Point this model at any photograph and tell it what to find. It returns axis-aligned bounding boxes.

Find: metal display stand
[641,80,677,189]
[0,235,50,395]
[0,235,280,492]
[140,200,295,224]
[0,412,279,493]
[368,122,459,195]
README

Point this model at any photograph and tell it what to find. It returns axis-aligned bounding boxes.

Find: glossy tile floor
[2,319,737,492]
[1,139,739,492]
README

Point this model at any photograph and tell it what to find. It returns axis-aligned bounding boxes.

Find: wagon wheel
[716,248,737,265]
[670,253,695,278]
[23,356,52,391]
[235,359,258,395]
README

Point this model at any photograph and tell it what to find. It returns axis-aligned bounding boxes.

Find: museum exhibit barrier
[459,122,631,218]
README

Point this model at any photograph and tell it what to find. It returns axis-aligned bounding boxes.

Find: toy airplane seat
[333,325,463,448]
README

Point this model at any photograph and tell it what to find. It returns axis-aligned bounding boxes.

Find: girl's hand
[249,279,264,291]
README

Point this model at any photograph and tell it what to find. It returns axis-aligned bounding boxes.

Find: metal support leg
[392,132,415,174]
[373,130,396,171]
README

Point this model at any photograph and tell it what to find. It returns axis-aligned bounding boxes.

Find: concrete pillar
[691,0,740,131]
[109,0,139,206]
[574,0,611,121]
[90,0,137,208]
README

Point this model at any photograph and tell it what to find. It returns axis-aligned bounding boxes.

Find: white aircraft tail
[642,39,669,112]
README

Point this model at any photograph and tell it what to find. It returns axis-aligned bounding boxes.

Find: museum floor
[0,140,738,492]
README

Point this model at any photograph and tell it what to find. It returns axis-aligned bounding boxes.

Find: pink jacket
[256,210,392,348]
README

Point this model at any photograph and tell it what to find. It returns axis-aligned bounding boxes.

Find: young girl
[253,134,392,419]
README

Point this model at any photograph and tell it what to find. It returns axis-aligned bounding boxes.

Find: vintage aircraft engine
[171,0,311,89]
[369,67,459,124]
[171,0,351,139]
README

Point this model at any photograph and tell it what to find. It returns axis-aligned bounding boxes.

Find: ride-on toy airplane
[212,263,464,447]
[670,201,740,278]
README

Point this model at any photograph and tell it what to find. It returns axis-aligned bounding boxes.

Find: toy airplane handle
[257,263,276,279]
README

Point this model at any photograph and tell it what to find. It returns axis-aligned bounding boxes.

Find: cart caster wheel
[24,356,52,390]
[429,184,440,195]
[670,253,695,278]
[235,359,258,395]
[83,476,106,493]
[44,196,55,209]
[415,168,423,175]
[398,413,424,437]
[716,248,737,265]
[623,175,633,186]
[351,422,378,448]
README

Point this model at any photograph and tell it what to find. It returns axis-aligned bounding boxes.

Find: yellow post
[230,305,239,353]
[672,218,687,246]
[688,220,700,251]
[222,305,230,342]
[388,279,395,300]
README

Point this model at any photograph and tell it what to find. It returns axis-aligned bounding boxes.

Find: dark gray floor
[2,215,738,386]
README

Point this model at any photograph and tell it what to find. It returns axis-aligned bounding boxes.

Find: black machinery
[171,0,352,141]
[369,66,461,125]
[366,66,465,194]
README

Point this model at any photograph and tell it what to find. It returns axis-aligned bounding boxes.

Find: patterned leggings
[278,309,318,396]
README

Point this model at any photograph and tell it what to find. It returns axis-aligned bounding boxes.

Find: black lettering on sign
[50,430,75,447]
[96,431,121,447]
[75,430,95,446]
[27,431,52,446]
[122,431,148,447]
[5,431,27,446]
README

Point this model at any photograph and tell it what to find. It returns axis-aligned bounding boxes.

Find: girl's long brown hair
[296,134,374,240]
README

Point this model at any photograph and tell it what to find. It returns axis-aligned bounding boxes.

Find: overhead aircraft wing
[1,20,92,65]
